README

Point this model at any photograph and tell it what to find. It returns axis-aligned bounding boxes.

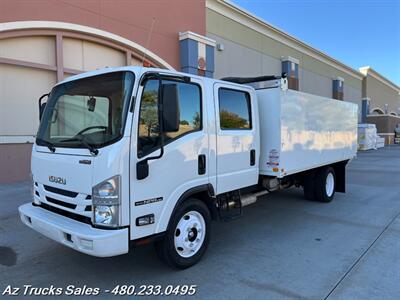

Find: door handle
[198,154,206,175]
[250,149,256,166]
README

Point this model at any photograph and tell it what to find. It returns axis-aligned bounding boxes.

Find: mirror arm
[38,93,49,110]
[38,93,49,121]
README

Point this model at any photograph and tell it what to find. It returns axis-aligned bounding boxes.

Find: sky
[231,0,400,85]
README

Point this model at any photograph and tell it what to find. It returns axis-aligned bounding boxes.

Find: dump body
[257,87,358,178]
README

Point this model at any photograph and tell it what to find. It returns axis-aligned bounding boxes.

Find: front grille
[46,196,77,209]
[44,185,78,198]
[36,182,92,222]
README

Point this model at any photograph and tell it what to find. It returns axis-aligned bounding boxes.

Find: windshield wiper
[60,135,99,156]
[36,138,56,153]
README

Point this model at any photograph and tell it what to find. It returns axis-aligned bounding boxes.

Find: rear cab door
[213,82,259,194]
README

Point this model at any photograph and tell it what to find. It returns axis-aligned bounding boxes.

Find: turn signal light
[136,214,155,226]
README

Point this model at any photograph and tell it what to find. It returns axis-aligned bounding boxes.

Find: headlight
[92,175,121,227]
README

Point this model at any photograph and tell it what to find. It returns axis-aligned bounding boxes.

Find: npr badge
[135,197,163,206]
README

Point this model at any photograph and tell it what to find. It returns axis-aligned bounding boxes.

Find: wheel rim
[325,172,335,197]
[174,211,206,258]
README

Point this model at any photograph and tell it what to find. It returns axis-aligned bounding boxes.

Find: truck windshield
[36,71,135,150]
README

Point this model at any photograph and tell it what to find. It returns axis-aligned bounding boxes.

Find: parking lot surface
[1,146,400,300]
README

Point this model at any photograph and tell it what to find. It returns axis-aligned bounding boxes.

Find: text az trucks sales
[18,67,358,269]
[2,285,99,296]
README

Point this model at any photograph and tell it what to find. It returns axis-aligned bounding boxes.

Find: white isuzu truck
[19,67,358,268]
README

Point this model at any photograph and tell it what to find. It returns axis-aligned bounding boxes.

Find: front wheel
[155,198,211,269]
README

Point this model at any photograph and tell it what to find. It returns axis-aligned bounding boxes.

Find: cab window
[138,79,202,157]
[218,88,252,130]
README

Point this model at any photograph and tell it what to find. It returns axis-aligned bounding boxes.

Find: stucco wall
[0,143,32,184]
[0,0,206,69]
[206,8,363,100]
[366,115,400,144]
[363,74,400,114]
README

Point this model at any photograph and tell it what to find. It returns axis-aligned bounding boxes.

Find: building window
[138,79,202,157]
[332,78,344,100]
[281,57,299,90]
[218,88,252,130]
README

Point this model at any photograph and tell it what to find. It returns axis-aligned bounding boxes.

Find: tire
[303,173,316,200]
[155,198,211,269]
[314,167,336,202]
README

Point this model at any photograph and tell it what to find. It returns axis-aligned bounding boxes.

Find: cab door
[213,83,259,194]
[129,76,209,240]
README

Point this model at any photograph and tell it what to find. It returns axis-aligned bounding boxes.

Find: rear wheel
[155,198,211,269]
[314,167,336,202]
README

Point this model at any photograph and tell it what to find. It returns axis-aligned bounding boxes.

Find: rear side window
[218,88,252,130]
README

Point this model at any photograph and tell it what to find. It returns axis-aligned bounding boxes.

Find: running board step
[241,190,269,207]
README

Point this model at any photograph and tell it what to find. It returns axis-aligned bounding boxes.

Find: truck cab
[19,67,260,268]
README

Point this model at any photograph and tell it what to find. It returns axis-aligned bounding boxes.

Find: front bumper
[19,203,129,257]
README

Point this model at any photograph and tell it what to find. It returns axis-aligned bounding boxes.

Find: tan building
[360,66,400,115]
[206,0,363,108]
[0,0,398,183]
[205,0,399,143]
[360,66,400,143]
[0,0,205,183]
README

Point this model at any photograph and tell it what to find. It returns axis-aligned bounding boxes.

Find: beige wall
[206,8,363,95]
[0,36,56,65]
[0,35,135,141]
[0,64,57,138]
[363,74,400,115]
[63,38,126,71]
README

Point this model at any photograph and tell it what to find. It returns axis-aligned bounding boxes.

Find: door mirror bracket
[39,93,49,121]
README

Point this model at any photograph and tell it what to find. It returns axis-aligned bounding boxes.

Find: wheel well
[296,160,348,193]
[169,184,218,228]
[188,190,219,221]
[331,160,348,193]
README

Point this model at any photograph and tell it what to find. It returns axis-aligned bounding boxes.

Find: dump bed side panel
[258,88,358,177]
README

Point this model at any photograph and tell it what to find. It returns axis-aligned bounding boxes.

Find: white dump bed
[257,86,358,178]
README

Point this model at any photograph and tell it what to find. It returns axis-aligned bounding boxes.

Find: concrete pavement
[1,146,399,299]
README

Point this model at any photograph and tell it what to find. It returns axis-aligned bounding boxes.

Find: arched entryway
[0,21,174,142]
[0,21,174,182]
[371,107,385,115]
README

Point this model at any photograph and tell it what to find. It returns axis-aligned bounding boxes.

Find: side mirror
[162,84,180,132]
[38,93,49,121]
